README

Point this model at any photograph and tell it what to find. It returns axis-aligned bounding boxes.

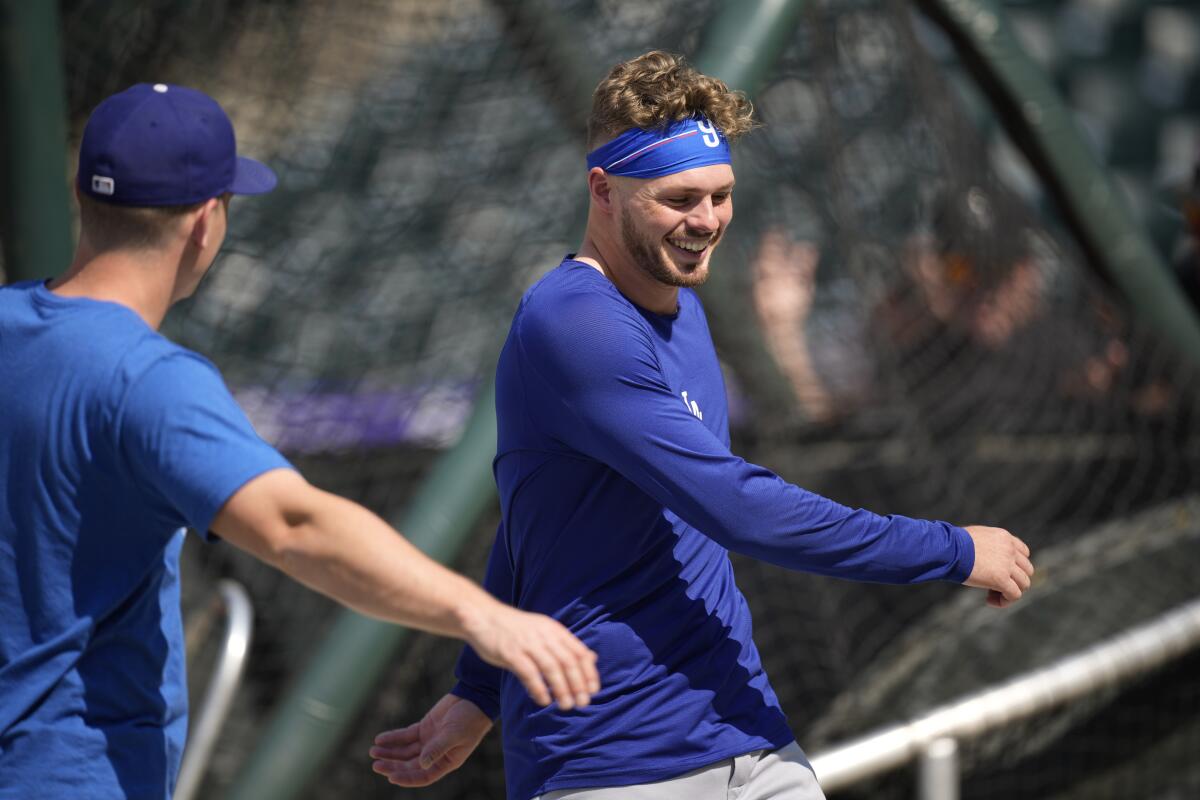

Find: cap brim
[229,155,278,195]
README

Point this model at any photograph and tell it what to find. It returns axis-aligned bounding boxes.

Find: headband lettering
[586,115,731,179]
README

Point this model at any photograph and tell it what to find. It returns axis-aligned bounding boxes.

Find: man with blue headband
[372,50,1034,799]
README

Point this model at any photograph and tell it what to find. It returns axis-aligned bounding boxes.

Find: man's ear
[188,197,223,250]
[588,168,616,214]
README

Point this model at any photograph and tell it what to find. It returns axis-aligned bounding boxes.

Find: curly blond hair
[587,50,757,149]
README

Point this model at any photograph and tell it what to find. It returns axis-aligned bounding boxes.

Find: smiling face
[614,163,734,289]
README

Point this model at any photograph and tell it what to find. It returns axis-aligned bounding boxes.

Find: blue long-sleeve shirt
[452,258,974,800]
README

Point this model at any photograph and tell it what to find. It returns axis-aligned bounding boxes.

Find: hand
[370,694,492,787]
[751,230,820,327]
[962,525,1034,608]
[462,600,600,710]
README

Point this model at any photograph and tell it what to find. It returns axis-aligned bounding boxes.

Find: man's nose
[687,198,719,233]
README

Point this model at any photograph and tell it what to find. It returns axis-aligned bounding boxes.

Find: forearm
[665,458,973,583]
[723,492,975,584]
[215,471,598,709]
[576,419,973,583]
[260,489,496,639]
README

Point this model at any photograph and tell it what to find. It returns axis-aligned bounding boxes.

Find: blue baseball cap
[77,83,277,206]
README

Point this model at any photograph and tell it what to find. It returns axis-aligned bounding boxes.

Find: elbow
[254,511,314,569]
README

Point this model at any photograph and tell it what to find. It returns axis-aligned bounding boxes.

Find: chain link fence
[38,0,1200,797]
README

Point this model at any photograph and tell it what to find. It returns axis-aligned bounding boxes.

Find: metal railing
[809,596,1200,798]
[176,580,255,800]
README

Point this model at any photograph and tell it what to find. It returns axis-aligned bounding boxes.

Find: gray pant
[534,741,826,800]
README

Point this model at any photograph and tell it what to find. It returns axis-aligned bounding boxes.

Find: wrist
[451,583,497,645]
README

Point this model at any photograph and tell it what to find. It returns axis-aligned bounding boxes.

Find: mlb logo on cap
[77,83,277,206]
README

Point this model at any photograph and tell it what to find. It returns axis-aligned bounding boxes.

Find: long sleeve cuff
[450,680,502,721]
[946,523,975,584]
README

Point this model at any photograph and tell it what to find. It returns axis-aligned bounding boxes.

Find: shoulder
[511,262,660,383]
[21,290,210,403]
[116,346,229,419]
[10,285,202,384]
[517,262,649,344]
[119,340,220,384]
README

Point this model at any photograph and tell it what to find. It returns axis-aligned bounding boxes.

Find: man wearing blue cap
[0,83,598,799]
[371,51,1034,799]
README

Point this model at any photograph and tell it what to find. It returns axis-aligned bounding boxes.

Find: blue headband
[586,115,731,179]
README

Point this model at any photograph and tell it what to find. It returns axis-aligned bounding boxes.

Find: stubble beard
[620,205,710,289]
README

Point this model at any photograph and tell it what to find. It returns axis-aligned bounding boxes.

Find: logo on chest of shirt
[681,390,703,420]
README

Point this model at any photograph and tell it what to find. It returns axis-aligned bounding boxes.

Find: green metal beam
[694,0,808,97]
[694,0,814,428]
[228,3,808,797]
[0,0,72,283]
[919,0,1200,363]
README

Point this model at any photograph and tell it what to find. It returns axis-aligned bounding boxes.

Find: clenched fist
[962,525,1034,608]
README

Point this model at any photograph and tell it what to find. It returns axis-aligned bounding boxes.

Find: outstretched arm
[517,289,1034,602]
[212,469,598,708]
[115,353,598,706]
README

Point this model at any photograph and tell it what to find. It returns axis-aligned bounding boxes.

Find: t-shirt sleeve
[516,289,974,585]
[116,352,294,538]
[450,523,509,720]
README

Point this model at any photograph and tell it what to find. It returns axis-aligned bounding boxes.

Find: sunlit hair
[587,50,757,150]
[77,194,205,252]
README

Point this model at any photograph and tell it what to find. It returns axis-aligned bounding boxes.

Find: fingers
[369,737,459,787]
[371,757,448,788]
[1014,565,1032,592]
[559,634,600,697]
[418,733,453,770]
[552,634,599,707]
[559,647,593,708]
[532,652,575,711]
[521,640,594,711]
[509,652,552,707]
[1001,577,1023,603]
[530,638,598,710]
[1013,536,1031,558]
[540,623,600,710]
[472,607,600,711]
[986,589,1011,609]
[369,739,421,761]
[578,641,601,694]
[373,724,419,747]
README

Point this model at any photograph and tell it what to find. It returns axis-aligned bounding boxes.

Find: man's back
[0,280,286,798]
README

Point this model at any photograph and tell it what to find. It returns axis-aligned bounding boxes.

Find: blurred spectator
[751,230,837,424]
[890,231,1045,350]
[750,214,1049,428]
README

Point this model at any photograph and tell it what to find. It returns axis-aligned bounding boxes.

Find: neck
[48,241,183,330]
[576,214,679,316]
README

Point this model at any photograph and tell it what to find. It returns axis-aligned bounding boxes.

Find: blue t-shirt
[0,281,291,799]
[451,259,974,800]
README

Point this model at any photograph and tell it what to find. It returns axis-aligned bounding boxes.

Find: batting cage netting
[41,0,1200,797]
